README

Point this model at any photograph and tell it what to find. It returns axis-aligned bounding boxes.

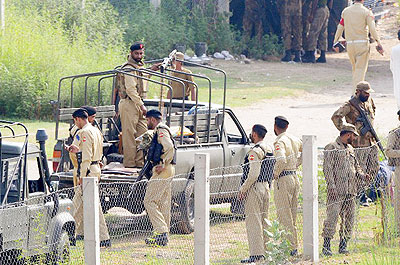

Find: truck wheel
[54,230,70,264]
[174,179,195,234]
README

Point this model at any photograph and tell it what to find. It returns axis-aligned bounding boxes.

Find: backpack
[115,63,135,99]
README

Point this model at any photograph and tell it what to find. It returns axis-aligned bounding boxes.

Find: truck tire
[173,179,195,234]
[53,230,70,264]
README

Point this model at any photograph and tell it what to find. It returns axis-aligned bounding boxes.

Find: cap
[252,124,267,133]
[341,124,359,136]
[275,115,289,124]
[397,110,400,116]
[356,81,374,93]
[81,106,96,116]
[175,52,185,61]
[130,42,145,52]
[146,109,162,119]
[72,108,88,119]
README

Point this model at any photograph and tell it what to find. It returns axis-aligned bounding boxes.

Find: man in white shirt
[391,30,400,109]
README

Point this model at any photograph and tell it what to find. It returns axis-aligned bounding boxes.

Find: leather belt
[279,170,296,178]
[91,161,100,165]
[347,40,368,44]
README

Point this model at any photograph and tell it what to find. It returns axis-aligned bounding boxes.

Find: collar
[127,54,143,67]
[335,136,349,148]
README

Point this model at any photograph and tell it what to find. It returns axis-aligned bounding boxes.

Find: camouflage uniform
[331,96,379,178]
[243,0,266,41]
[302,0,313,49]
[386,127,400,232]
[281,0,303,51]
[322,136,366,240]
[304,1,329,51]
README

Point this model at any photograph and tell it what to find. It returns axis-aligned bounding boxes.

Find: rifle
[159,50,177,115]
[137,160,153,182]
[349,98,387,160]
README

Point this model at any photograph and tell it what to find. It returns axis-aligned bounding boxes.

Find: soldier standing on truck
[333,0,384,91]
[66,108,111,247]
[238,124,273,264]
[272,116,302,256]
[166,52,196,101]
[280,0,303,62]
[143,109,176,247]
[69,106,97,187]
[118,42,160,168]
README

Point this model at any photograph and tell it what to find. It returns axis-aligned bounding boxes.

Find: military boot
[240,255,264,263]
[293,50,301,62]
[339,238,349,254]
[316,50,326,63]
[322,237,332,256]
[281,50,292,62]
[302,51,315,63]
[145,232,169,246]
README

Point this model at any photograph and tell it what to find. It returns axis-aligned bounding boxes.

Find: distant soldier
[333,0,384,91]
[273,116,302,256]
[243,0,266,42]
[331,81,379,179]
[144,109,176,247]
[322,125,368,256]
[239,124,273,264]
[281,0,303,62]
[386,110,400,233]
[66,108,111,247]
[302,0,333,63]
[301,0,313,50]
[167,52,196,101]
[327,0,346,50]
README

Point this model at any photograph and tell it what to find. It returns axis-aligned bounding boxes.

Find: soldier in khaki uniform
[281,0,303,62]
[118,42,160,168]
[272,116,302,256]
[69,106,97,187]
[322,125,368,256]
[66,109,111,247]
[385,110,400,233]
[331,81,379,185]
[239,124,273,264]
[143,110,176,246]
[167,52,196,101]
[333,0,384,90]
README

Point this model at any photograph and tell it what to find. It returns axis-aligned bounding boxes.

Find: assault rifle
[160,49,177,74]
[349,98,387,160]
[136,132,163,182]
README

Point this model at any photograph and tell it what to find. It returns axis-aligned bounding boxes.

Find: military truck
[50,59,251,234]
[0,121,75,264]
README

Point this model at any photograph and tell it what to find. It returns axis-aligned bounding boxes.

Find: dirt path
[232,4,400,147]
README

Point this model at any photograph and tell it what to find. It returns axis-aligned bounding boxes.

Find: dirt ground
[229,4,400,147]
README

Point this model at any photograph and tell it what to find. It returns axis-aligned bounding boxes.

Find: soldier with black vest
[143,109,176,247]
[239,124,274,264]
[386,110,400,233]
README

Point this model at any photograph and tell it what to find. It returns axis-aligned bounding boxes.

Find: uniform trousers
[70,152,79,187]
[274,174,300,249]
[144,164,175,234]
[305,6,329,51]
[394,167,400,233]
[245,182,270,256]
[281,9,302,51]
[347,42,370,90]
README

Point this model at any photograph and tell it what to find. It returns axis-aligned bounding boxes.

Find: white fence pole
[150,0,161,8]
[83,177,100,265]
[0,0,5,31]
[302,135,319,262]
[194,153,210,265]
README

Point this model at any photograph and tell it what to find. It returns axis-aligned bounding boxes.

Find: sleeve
[297,140,303,167]
[331,103,351,131]
[391,50,394,72]
[366,10,380,44]
[323,144,336,189]
[123,67,144,106]
[79,130,94,178]
[386,131,400,158]
[333,17,345,44]
[159,128,174,166]
[273,141,286,178]
[240,149,262,194]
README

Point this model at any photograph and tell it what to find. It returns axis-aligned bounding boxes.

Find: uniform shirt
[240,141,273,194]
[323,136,365,195]
[169,68,195,99]
[70,125,80,146]
[273,132,302,179]
[386,126,400,166]
[77,123,103,177]
[154,123,175,166]
[333,3,380,43]
[331,96,376,147]
[121,54,146,107]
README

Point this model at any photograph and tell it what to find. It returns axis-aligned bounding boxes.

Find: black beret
[130,42,145,51]
[252,124,267,133]
[81,106,96,116]
[72,108,88,119]
[275,116,289,124]
[146,109,162,119]
[397,110,400,116]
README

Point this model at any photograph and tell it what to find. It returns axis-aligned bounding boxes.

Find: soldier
[327,0,346,51]
[280,0,303,62]
[239,124,273,264]
[302,0,333,63]
[143,109,176,246]
[272,116,302,256]
[301,0,313,51]
[118,42,160,168]
[243,0,265,42]
[322,125,369,256]
[166,52,196,101]
[66,108,111,247]
[385,110,400,233]
[333,0,384,90]
[331,81,379,182]
[69,106,97,187]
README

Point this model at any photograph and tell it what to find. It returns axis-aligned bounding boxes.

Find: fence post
[302,135,319,262]
[194,153,210,265]
[83,177,100,265]
[0,0,5,31]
